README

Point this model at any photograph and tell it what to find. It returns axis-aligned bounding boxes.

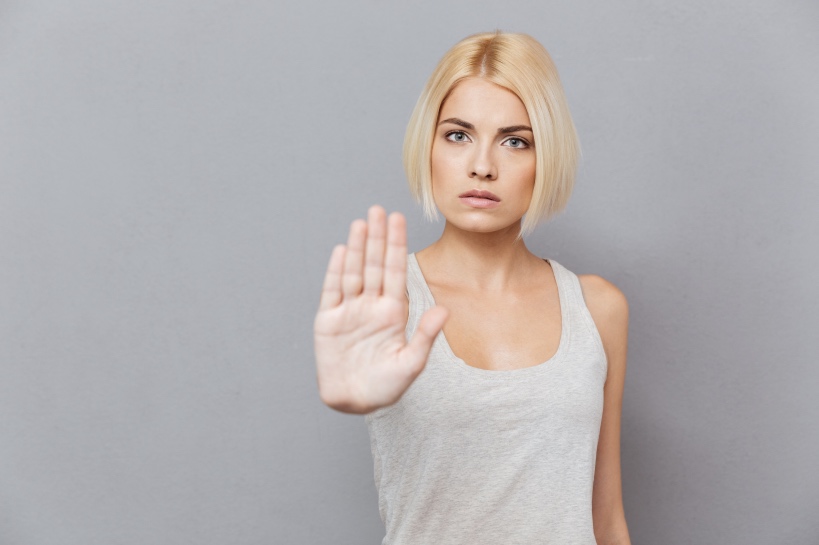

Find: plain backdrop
[1,1,818,544]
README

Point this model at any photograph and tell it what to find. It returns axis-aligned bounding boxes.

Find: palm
[314,206,448,414]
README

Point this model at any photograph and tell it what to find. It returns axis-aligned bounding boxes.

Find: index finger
[382,212,407,300]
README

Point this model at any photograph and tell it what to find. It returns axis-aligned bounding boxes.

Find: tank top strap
[547,258,582,315]
[405,253,431,339]
[548,259,607,364]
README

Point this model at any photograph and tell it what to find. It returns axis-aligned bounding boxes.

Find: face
[430,77,536,235]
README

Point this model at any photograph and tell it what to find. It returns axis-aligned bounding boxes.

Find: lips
[458,189,501,201]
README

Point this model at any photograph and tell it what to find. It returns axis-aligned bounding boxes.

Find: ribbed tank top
[364,253,608,545]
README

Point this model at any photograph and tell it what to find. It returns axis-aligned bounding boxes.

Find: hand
[314,206,448,414]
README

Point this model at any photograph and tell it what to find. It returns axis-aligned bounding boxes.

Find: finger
[382,212,407,300]
[400,306,449,375]
[319,245,346,310]
[342,219,366,297]
[363,206,387,295]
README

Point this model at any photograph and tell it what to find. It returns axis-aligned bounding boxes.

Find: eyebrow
[438,117,533,134]
[498,124,533,134]
[438,117,475,130]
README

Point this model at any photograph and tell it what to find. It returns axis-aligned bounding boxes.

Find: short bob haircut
[403,31,580,237]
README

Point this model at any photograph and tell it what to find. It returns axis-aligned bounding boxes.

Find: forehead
[438,77,530,125]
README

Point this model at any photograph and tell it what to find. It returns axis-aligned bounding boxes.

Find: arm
[578,274,632,545]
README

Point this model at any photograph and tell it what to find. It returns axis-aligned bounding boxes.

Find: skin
[314,77,630,544]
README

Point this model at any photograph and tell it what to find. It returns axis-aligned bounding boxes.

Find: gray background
[1,1,817,544]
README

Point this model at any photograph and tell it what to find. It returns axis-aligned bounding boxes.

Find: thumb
[400,306,449,375]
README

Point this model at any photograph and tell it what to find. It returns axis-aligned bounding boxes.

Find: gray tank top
[365,253,607,545]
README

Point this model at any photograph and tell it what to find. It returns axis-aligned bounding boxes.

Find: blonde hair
[403,31,580,237]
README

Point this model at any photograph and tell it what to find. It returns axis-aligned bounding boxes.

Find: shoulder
[576,274,629,322]
[576,274,629,366]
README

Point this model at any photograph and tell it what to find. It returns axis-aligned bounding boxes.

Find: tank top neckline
[407,252,570,377]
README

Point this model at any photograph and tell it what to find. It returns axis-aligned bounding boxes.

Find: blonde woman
[314,31,631,545]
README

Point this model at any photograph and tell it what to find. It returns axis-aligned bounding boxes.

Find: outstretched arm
[314,205,448,414]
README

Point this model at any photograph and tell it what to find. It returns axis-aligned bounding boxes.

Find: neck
[418,220,541,291]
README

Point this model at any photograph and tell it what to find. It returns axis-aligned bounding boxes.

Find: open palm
[314,206,448,414]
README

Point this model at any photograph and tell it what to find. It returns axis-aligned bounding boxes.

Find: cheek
[429,145,444,204]
[523,156,537,187]
[512,156,536,184]
[516,161,537,208]
[430,144,459,191]
[430,146,441,181]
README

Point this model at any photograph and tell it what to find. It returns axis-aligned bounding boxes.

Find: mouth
[458,189,501,202]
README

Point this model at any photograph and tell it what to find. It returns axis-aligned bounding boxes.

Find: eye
[445,131,471,143]
[503,137,530,149]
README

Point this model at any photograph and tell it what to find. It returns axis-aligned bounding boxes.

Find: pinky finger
[319,245,346,310]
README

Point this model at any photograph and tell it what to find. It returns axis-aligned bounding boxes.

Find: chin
[448,217,521,235]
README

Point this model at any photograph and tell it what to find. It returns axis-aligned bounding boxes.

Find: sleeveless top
[364,253,608,545]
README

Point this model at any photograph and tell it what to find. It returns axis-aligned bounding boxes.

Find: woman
[314,31,631,545]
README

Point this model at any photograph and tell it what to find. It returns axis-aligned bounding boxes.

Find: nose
[469,143,497,181]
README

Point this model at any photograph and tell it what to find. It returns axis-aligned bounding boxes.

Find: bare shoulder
[577,275,629,369]
[577,275,629,323]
